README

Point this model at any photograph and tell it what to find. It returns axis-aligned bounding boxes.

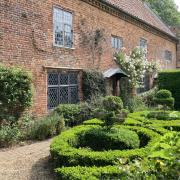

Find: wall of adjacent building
[0,0,177,116]
[171,27,180,68]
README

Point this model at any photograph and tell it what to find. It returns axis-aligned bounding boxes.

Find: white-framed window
[140,38,147,55]
[53,7,73,48]
[111,36,123,50]
[164,50,172,61]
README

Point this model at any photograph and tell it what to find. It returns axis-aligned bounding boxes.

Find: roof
[103,0,176,38]
[103,68,127,78]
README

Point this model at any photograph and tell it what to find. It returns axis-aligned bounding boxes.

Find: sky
[174,0,180,11]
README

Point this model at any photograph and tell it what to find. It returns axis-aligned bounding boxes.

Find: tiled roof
[103,0,176,37]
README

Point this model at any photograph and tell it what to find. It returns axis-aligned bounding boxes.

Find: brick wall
[170,27,180,68]
[0,0,177,116]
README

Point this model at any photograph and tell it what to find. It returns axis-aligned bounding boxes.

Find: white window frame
[111,36,123,50]
[53,7,74,48]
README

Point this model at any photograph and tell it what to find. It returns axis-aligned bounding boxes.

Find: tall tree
[144,0,180,26]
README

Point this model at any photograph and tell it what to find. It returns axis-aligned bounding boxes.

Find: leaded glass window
[140,38,148,56]
[53,7,73,48]
[48,72,79,109]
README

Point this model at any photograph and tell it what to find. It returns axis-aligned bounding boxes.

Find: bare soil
[0,139,57,180]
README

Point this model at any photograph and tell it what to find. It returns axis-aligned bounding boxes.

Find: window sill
[53,44,75,50]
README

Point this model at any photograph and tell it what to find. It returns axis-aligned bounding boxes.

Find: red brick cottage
[0,0,178,116]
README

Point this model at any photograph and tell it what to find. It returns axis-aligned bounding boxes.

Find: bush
[0,65,32,121]
[55,133,180,180]
[127,96,147,113]
[79,127,140,151]
[139,87,157,107]
[50,125,160,167]
[82,70,106,100]
[54,104,83,127]
[147,111,179,120]
[158,70,180,109]
[0,125,21,147]
[27,113,65,140]
[102,96,123,112]
[154,89,174,110]
[55,166,122,180]
[83,118,104,125]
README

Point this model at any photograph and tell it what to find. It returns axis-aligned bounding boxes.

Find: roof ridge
[102,0,176,38]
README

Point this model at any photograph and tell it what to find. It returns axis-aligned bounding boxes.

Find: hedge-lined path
[0,139,57,180]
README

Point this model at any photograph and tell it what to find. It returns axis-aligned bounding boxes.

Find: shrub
[158,70,180,109]
[27,113,65,140]
[139,87,157,107]
[82,70,106,100]
[119,132,180,180]
[78,127,140,151]
[83,118,104,125]
[50,125,160,167]
[55,166,122,180]
[0,65,32,121]
[0,125,21,147]
[102,96,123,112]
[154,89,174,110]
[147,111,178,120]
[127,96,147,113]
[55,133,180,180]
[55,104,90,126]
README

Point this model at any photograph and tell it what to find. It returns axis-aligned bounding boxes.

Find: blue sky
[174,0,180,11]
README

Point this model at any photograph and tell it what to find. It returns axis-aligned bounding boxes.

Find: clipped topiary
[154,89,174,110]
[102,96,123,112]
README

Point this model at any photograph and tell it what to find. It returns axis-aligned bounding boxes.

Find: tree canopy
[144,0,180,26]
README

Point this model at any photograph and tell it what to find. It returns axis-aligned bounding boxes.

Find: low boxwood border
[55,165,123,180]
[50,125,160,167]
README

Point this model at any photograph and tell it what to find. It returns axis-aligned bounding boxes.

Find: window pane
[48,88,59,109]
[112,36,123,50]
[165,50,172,61]
[64,11,72,25]
[54,8,73,47]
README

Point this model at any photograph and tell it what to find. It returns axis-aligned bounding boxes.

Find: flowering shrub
[115,47,159,89]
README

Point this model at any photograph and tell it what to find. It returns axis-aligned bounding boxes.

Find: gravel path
[0,139,57,180]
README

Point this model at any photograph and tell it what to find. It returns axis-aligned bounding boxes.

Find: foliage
[0,125,21,147]
[94,96,127,129]
[154,89,174,110]
[79,127,140,151]
[127,96,147,113]
[83,118,104,126]
[118,132,180,180]
[115,47,158,89]
[50,125,160,167]
[55,104,84,127]
[55,166,122,180]
[139,87,158,107]
[158,70,180,109]
[102,96,123,112]
[26,113,65,140]
[144,0,180,26]
[147,111,179,120]
[51,110,180,179]
[0,65,32,120]
[82,70,106,101]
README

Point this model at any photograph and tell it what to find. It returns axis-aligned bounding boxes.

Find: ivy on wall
[82,70,106,100]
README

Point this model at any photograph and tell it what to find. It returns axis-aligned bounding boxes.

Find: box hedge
[50,125,160,167]
[158,70,180,109]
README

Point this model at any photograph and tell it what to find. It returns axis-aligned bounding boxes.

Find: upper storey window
[165,50,172,61]
[140,38,147,55]
[53,7,73,48]
[112,36,123,50]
